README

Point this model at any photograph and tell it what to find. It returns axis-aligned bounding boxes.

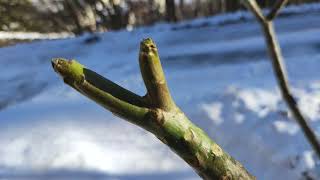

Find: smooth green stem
[139,38,176,111]
[51,58,149,124]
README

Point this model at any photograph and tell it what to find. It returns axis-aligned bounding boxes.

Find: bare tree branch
[241,0,266,23]
[52,58,149,123]
[261,21,320,157]
[267,0,289,21]
[242,0,320,158]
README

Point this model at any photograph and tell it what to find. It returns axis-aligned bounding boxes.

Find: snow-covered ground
[1,4,320,180]
[0,32,74,40]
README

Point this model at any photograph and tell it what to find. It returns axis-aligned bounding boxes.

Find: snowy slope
[1,5,320,180]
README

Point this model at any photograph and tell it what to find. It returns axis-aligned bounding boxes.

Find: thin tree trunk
[64,0,84,34]
[179,0,185,18]
[165,0,177,22]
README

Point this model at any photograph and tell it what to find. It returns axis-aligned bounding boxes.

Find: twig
[242,0,320,158]
[52,58,149,123]
[267,0,289,21]
[139,38,176,111]
[261,21,320,157]
[241,0,266,23]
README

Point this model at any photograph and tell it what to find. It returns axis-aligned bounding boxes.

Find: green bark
[52,38,255,180]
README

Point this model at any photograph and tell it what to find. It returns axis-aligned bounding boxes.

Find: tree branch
[241,0,266,23]
[52,40,255,180]
[266,0,289,21]
[242,0,320,158]
[51,58,149,124]
[260,22,320,157]
[139,38,176,111]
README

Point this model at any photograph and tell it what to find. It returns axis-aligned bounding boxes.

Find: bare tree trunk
[108,0,126,29]
[220,0,227,13]
[179,0,185,18]
[207,0,219,15]
[63,0,97,34]
[226,0,240,12]
[193,0,202,17]
[165,0,177,22]
[64,0,85,34]
[81,0,97,32]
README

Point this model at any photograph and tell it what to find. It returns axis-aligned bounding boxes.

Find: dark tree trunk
[64,0,84,34]
[165,0,177,22]
[225,0,240,12]
[209,0,218,13]
[193,0,201,17]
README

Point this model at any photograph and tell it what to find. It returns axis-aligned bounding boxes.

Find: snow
[295,88,320,121]
[273,120,299,135]
[229,87,280,118]
[1,3,320,180]
[0,32,73,40]
[303,151,316,169]
[202,102,224,125]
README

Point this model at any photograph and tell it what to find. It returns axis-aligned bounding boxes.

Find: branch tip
[140,38,158,59]
[139,38,175,110]
[51,58,149,123]
[52,58,85,84]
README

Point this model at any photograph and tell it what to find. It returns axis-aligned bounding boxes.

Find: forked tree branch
[242,0,320,158]
[266,0,289,21]
[241,0,266,23]
[52,38,255,180]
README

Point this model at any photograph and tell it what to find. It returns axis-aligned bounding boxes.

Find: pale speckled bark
[52,38,255,180]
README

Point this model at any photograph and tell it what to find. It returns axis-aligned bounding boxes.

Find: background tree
[165,0,177,22]
[1,0,319,33]
[0,0,59,32]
